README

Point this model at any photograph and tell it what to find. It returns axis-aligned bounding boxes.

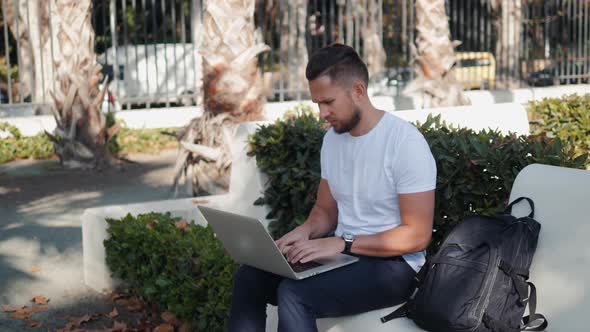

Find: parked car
[97,43,202,107]
[526,67,556,87]
[526,61,589,87]
[455,52,496,90]
[369,67,413,96]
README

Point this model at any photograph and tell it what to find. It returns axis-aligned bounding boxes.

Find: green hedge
[249,111,587,253]
[0,122,54,163]
[104,212,237,331]
[528,93,590,167]
[0,121,178,164]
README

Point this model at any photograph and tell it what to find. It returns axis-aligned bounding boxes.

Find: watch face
[343,232,354,241]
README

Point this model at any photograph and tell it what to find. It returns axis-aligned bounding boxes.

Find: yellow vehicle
[454,52,496,90]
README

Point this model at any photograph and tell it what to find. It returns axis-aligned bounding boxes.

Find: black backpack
[382,197,548,332]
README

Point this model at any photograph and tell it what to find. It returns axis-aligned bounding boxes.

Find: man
[228,44,436,332]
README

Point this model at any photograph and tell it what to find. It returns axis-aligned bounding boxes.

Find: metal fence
[0,0,589,113]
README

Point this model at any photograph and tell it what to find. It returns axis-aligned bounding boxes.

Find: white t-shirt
[320,112,437,272]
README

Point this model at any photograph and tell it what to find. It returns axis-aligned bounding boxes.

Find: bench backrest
[509,164,590,331]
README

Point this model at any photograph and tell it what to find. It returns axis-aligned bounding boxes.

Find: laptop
[198,206,359,280]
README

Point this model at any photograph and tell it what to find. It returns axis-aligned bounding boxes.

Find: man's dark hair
[305,44,369,87]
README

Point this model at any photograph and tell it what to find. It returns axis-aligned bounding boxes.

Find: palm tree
[5,0,115,168]
[280,0,309,99]
[3,0,52,106]
[403,0,470,108]
[44,0,117,169]
[171,0,269,197]
[491,0,522,89]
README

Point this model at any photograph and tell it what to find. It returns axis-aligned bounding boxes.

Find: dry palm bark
[44,0,117,169]
[403,0,469,108]
[172,0,269,197]
[280,0,309,99]
[361,0,386,79]
[4,0,53,106]
[335,0,385,79]
[491,0,522,89]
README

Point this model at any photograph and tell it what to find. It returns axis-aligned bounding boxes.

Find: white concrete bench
[306,164,590,332]
[82,103,533,328]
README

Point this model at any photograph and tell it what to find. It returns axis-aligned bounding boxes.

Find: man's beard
[334,107,361,134]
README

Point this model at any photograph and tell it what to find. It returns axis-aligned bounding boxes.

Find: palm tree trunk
[362,0,386,79]
[45,0,117,169]
[172,0,269,197]
[4,0,53,106]
[403,0,470,108]
[492,0,522,89]
[280,0,309,99]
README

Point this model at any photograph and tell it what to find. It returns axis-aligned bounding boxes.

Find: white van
[97,43,202,107]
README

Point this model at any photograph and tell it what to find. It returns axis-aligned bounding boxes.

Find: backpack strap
[505,197,535,218]
[380,258,430,324]
[380,303,409,323]
[499,260,530,301]
[520,282,549,331]
[497,261,548,331]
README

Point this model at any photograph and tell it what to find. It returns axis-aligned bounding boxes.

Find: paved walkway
[0,149,188,331]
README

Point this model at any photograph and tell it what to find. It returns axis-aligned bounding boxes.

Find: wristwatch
[341,232,355,254]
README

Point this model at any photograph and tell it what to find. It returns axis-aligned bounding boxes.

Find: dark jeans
[227,255,416,332]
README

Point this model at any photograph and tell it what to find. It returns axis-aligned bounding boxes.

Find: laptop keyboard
[289,260,323,273]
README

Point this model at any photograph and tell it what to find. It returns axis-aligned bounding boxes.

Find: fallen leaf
[111,320,128,332]
[31,266,41,273]
[108,307,119,318]
[31,296,49,305]
[1,305,23,312]
[179,322,192,332]
[10,310,31,319]
[160,311,179,326]
[154,323,174,332]
[192,199,210,204]
[29,320,42,327]
[8,306,46,319]
[136,319,152,332]
[107,291,125,302]
[116,297,143,311]
[28,306,46,313]
[174,219,191,231]
[64,314,94,329]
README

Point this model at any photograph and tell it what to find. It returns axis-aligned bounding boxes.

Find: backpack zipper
[470,249,501,331]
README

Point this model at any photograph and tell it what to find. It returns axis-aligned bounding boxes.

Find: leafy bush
[249,113,587,253]
[104,212,237,331]
[247,107,326,237]
[0,122,54,163]
[528,94,590,166]
[0,120,178,164]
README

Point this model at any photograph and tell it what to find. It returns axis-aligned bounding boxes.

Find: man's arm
[350,190,435,257]
[287,190,434,263]
[276,179,338,251]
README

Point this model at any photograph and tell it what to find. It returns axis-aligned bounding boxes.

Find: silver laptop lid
[198,205,296,279]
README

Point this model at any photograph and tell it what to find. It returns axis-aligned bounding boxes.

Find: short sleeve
[392,130,437,194]
[320,131,331,180]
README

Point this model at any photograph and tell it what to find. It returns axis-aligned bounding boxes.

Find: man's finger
[291,245,317,263]
[287,242,308,262]
[281,245,293,255]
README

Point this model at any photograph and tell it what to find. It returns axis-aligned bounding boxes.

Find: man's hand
[276,225,311,254]
[284,237,345,264]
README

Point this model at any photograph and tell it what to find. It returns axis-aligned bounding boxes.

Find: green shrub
[249,113,587,253]
[111,127,179,155]
[0,122,54,163]
[104,212,237,331]
[0,120,178,164]
[528,94,590,166]
[247,106,326,238]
